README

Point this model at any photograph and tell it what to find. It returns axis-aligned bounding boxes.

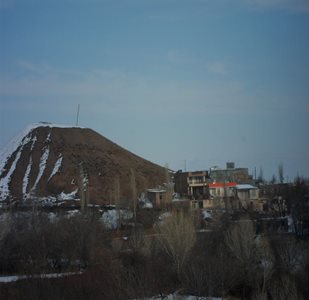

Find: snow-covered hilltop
[0,123,84,203]
[0,122,83,175]
[0,123,166,206]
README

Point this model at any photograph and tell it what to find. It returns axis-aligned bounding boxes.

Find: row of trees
[1,205,309,299]
[257,162,309,185]
[155,211,308,299]
[0,211,106,275]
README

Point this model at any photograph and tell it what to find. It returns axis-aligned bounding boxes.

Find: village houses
[173,162,264,211]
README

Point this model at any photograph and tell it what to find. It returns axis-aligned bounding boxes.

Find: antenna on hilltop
[76,104,80,126]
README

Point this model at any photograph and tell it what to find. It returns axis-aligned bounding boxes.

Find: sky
[0,0,309,181]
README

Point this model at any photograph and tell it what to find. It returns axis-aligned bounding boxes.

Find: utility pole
[76,104,80,126]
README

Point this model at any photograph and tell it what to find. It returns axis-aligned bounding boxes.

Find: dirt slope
[0,124,167,205]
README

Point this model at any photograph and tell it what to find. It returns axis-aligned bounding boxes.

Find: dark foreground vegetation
[0,206,308,300]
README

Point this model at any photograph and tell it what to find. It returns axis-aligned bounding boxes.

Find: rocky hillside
[0,123,167,206]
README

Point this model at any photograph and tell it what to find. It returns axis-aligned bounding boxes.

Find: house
[174,170,210,200]
[205,182,238,211]
[187,171,210,199]
[209,182,237,199]
[235,184,259,210]
[236,184,259,200]
[147,189,170,209]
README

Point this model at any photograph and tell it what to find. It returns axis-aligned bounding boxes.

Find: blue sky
[1,0,309,180]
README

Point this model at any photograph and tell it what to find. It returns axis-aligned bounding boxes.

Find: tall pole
[76,104,80,126]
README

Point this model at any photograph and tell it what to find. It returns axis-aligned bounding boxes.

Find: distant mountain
[0,123,167,206]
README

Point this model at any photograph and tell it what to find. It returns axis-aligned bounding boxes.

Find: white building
[235,184,259,201]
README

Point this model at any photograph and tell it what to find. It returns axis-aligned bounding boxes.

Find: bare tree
[275,237,304,274]
[114,175,121,228]
[224,220,259,289]
[252,288,268,300]
[269,275,303,300]
[271,174,277,184]
[128,227,145,253]
[164,163,173,205]
[278,163,284,184]
[225,221,257,267]
[256,238,274,295]
[155,210,196,277]
[0,213,11,246]
[258,166,264,183]
[79,162,89,212]
[130,168,137,224]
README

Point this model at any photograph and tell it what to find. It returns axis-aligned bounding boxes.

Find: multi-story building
[209,162,252,183]
[209,182,237,198]
[187,171,210,199]
[173,162,262,211]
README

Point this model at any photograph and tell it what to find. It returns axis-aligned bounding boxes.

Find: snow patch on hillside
[32,146,50,191]
[22,156,32,198]
[0,125,35,174]
[0,123,86,200]
[0,122,84,174]
[48,155,63,181]
[0,146,24,199]
[30,135,37,151]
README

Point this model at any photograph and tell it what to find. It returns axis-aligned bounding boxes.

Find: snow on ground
[0,275,19,283]
[60,189,78,200]
[138,193,153,208]
[48,212,57,222]
[158,211,172,221]
[101,210,118,229]
[143,201,153,208]
[202,210,212,219]
[101,209,133,229]
[48,155,63,181]
[287,215,295,233]
[0,272,82,283]
[134,295,223,300]
[39,196,57,206]
[66,209,80,218]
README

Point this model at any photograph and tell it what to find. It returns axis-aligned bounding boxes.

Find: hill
[0,123,167,206]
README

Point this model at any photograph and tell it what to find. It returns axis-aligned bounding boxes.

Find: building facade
[209,162,252,183]
[187,171,210,199]
[147,189,170,208]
